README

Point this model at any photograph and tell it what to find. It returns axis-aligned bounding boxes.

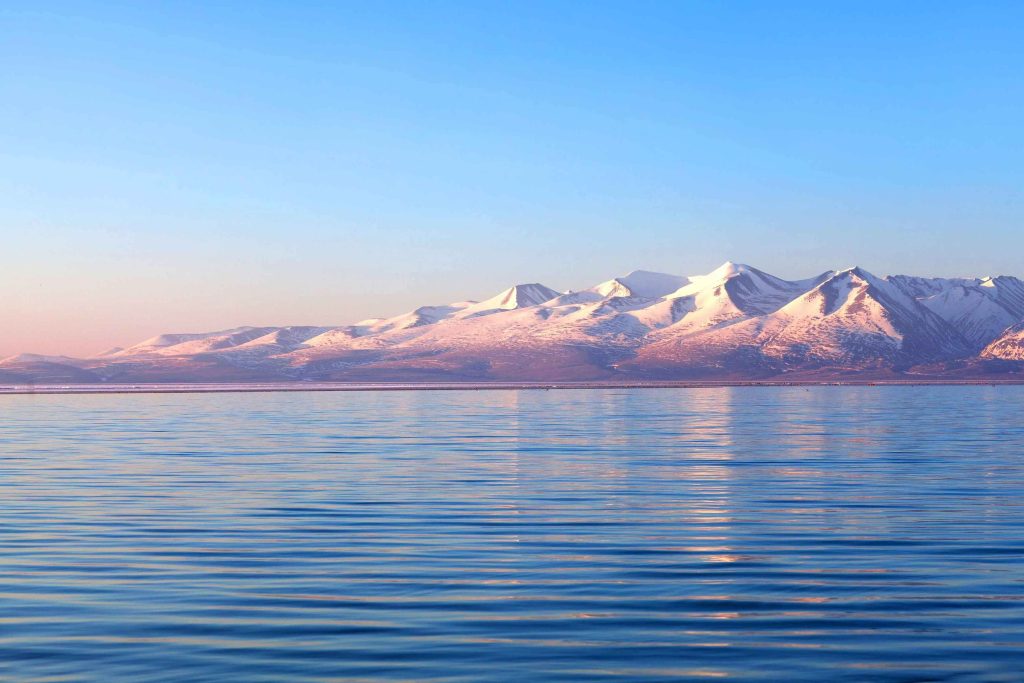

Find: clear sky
[3,1,1023,356]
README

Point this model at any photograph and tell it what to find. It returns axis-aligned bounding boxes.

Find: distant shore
[3,380,1024,395]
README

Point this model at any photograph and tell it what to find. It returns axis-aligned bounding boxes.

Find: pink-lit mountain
[5,262,1024,384]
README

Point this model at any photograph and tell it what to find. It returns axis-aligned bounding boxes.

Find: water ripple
[2,386,1024,681]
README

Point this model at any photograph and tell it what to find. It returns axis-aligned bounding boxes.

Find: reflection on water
[2,386,1024,681]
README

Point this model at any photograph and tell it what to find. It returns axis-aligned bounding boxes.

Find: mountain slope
[5,262,1024,384]
[981,323,1024,361]
[888,275,1024,348]
[592,270,690,299]
[762,268,971,367]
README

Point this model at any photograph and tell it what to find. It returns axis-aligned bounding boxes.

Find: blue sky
[2,1,1022,355]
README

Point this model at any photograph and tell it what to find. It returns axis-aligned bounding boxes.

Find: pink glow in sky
[4,3,1023,357]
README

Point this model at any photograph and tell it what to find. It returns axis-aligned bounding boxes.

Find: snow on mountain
[981,322,1024,360]
[530,271,690,337]
[758,267,971,367]
[592,270,690,299]
[351,302,476,336]
[9,262,1024,383]
[917,286,1018,348]
[625,266,974,376]
[285,277,677,380]
[889,275,1024,318]
[111,327,279,357]
[983,276,1024,318]
[455,283,560,319]
[196,327,336,365]
[888,274,1024,348]
[291,285,560,362]
[231,326,334,350]
[885,275,976,299]
[648,262,832,334]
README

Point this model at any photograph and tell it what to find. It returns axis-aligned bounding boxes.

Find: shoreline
[3,379,1024,395]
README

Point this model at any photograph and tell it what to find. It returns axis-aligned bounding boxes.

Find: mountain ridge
[5,262,1024,383]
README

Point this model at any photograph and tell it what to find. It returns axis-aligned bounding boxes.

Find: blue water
[2,387,1024,682]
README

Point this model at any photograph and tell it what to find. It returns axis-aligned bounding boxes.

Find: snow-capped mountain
[628,266,974,378]
[888,275,1024,348]
[5,262,1024,384]
[981,322,1024,361]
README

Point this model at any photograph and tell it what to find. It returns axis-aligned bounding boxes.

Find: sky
[2,1,1023,357]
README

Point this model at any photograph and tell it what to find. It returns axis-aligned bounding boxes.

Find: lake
[2,387,1023,681]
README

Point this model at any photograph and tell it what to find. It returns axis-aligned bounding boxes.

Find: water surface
[2,387,1023,681]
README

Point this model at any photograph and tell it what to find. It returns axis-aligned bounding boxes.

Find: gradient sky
[3,1,1023,357]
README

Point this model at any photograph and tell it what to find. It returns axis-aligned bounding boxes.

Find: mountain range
[5,262,1024,384]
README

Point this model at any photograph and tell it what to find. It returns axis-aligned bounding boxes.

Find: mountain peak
[495,283,560,308]
[459,283,560,317]
[834,266,879,283]
[706,261,752,280]
[15,262,1024,384]
[595,270,688,299]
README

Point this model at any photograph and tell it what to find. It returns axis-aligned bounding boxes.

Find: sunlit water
[2,387,1023,682]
